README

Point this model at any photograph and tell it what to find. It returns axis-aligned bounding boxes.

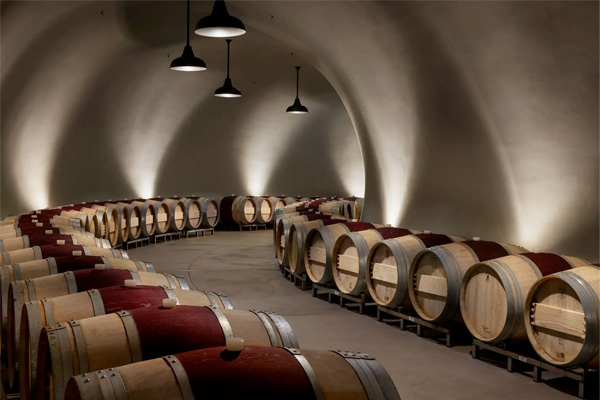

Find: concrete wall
[1,1,597,260]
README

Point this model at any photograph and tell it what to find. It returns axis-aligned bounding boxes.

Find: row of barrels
[1,205,399,400]
[274,210,600,369]
[0,197,220,249]
[218,195,363,227]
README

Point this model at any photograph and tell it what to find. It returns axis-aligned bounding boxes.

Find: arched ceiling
[1,1,597,259]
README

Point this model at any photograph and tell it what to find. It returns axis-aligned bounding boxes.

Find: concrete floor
[128,230,598,400]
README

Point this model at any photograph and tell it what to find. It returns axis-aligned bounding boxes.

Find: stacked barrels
[273,202,599,376]
[1,196,398,400]
[1,196,221,249]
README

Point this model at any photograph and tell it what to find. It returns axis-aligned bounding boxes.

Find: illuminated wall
[1,1,597,260]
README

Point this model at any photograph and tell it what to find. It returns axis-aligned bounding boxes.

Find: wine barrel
[366,233,464,308]
[114,202,143,240]
[62,209,103,237]
[0,221,86,240]
[304,222,384,285]
[276,214,344,266]
[177,198,203,230]
[264,196,286,213]
[83,206,119,246]
[143,200,171,234]
[0,256,154,353]
[65,346,400,400]
[219,196,257,226]
[130,201,157,237]
[12,285,232,392]
[283,196,297,205]
[0,233,110,253]
[93,204,130,244]
[332,227,419,296]
[1,217,85,239]
[460,253,589,343]
[197,197,219,228]
[160,198,187,232]
[0,244,128,265]
[252,197,273,224]
[35,306,298,400]
[9,268,188,378]
[524,266,599,367]
[288,219,347,275]
[408,240,528,323]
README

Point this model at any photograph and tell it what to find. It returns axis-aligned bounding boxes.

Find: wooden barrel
[84,206,120,246]
[130,201,157,237]
[332,227,418,296]
[12,285,232,392]
[408,240,528,323]
[176,198,203,230]
[114,202,143,240]
[460,253,589,343]
[304,222,383,285]
[366,233,464,308]
[252,197,273,224]
[283,196,297,205]
[160,198,187,232]
[276,214,342,266]
[35,306,298,400]
[288,219,347,275]
[0,233,110,253]
[94,204,130,244]
[9,267,188,377]
[197,197,219,228]
[65,346,400,400]
[61,209,101,237]
[219,196,256,226]
[0,255,154,354]
[264,196,286,213]
[0,244,128,265]
[524,266,599,367]
[0,221,87,240]
[143,200,171,234]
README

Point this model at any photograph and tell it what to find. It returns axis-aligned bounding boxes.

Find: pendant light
[170,0,207,71]
[195,0,246,38]
[215,39,241,98]
[286,66,308,114]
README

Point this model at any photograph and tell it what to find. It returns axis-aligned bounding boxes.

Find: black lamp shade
[215,77,242,97]
[195,0,246,37]
[170,45,207,71]
[286,98,308,114]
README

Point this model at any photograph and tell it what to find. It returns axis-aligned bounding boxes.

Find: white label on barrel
[408,316,415,322]
[35,211,41,214]
[56,240,66,245]
[36,223,43,227]
[95,264,106,270]
[162,298,177,308]
[473,237,480,241]
[424,230,431,234]
[124,279,137,287]
[45,230,53,235]
[518,356,527,363]
[72,251,82,256]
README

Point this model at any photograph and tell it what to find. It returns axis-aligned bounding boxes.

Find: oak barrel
[130,201,158,237]
[159,198,187,232]
[288,219,346,275]
[36,306,298,400]
[252,197,273,224]
[332,228,417,296]
[408,240,528,323]
[304,222,383,285]
[524,266,599,367]
[142,200,171,234]
[0,256,153,360]
[93,204,130,244]
[13,285,231,392]
[460,253,589,343]
[219,196,256,226]
[65,346,400,400]
[0,244,128,265]
[366,234,464,308]
[0,233,109,252]
[197,197,219,228]
[114,202,143,240]
[177,198,203,230]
